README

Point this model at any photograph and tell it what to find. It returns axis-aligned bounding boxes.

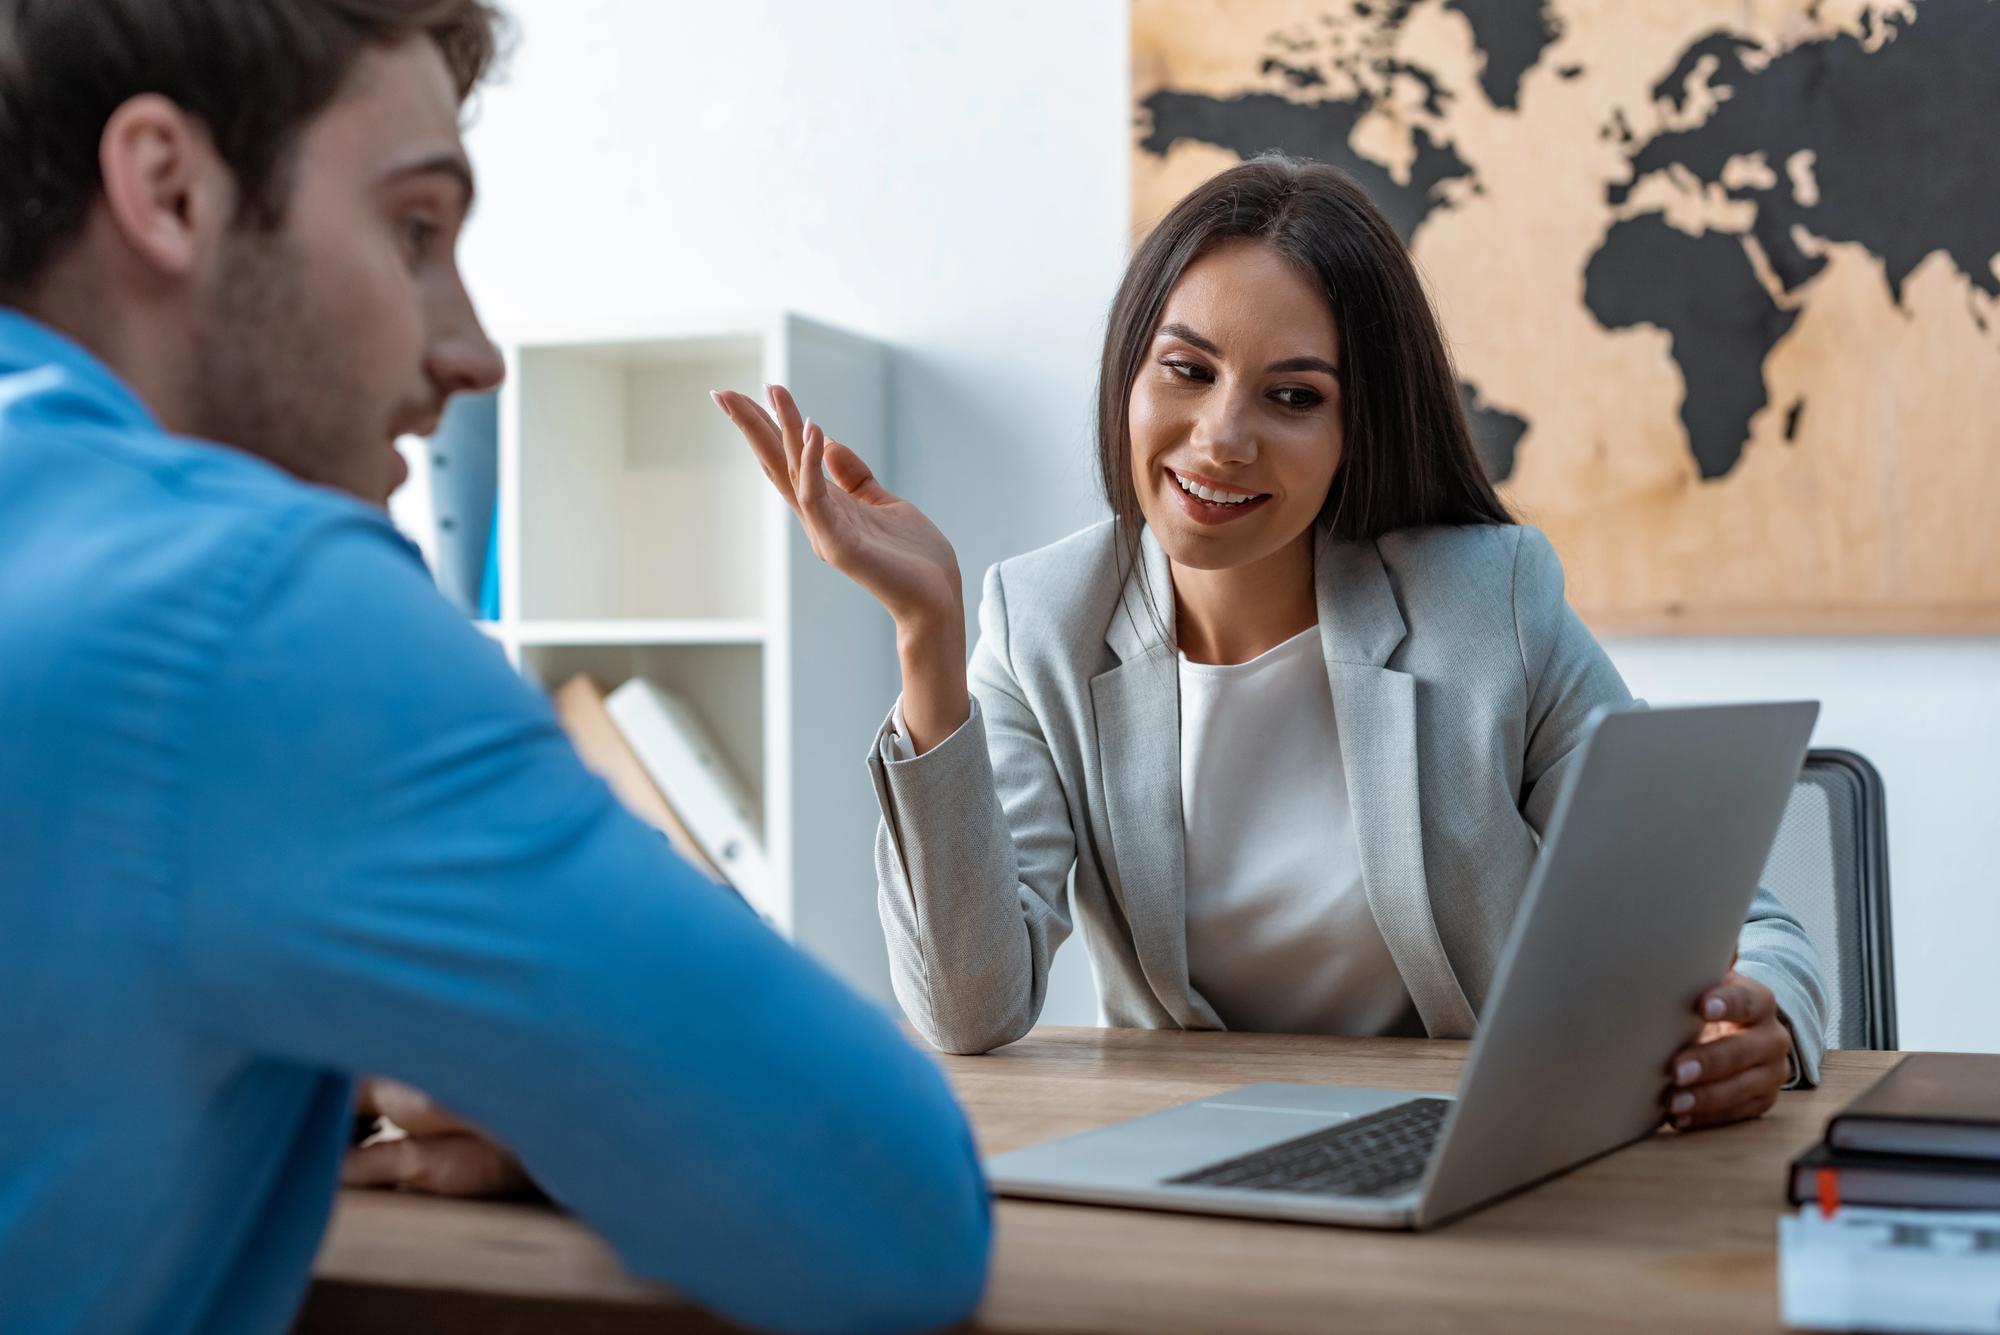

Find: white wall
[458,0,1124,1024]
[460,0,1998,1048]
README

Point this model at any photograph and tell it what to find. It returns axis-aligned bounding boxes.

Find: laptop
[985,700,1820,1230]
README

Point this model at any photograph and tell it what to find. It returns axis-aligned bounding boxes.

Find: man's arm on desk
[179,516,990,1335]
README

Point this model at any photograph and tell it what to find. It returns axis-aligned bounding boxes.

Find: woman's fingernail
[709,390,724,408]
[1705,997,1727,1020]
[1676,1060,1702,1084]
[1670,1092,1695,1114]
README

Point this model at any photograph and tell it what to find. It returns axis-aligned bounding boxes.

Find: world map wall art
[1134,0,2000,632]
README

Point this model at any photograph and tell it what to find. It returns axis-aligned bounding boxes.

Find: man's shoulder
[0,398,422,704]
[96,418,385,539]
[0,324,381,550]
[10,405,409,592]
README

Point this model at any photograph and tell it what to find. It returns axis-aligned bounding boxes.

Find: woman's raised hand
[712,385,962,627]
[712,385,971,753]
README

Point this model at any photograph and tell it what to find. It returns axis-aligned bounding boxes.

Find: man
[0,3,990,1333]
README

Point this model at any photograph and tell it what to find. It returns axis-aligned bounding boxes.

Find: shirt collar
[0,306,161,433]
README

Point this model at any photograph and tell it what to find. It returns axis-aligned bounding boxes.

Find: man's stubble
[187,224,398,502]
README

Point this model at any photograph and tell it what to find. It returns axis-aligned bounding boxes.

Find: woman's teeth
[1172,472,1258,506]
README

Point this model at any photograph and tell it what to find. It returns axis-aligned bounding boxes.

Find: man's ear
[97,93,235,277]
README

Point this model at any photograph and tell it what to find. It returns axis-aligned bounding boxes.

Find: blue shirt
[0,310,990,1335]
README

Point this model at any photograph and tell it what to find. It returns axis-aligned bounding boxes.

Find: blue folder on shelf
[479,497,500,622]
[423,389,499,618]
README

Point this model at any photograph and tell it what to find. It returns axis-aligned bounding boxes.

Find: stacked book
[1780,1054,2000,1333]
[552,674,777,926]
[1790,1055,2000,1213]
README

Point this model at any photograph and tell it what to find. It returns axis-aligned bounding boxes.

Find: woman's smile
[1163,465,1273,525]
[1127,238,1345,569]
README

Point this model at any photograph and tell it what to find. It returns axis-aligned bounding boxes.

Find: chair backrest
[1755,749,1897,1051]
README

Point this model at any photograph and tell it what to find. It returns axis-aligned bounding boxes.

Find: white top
[882,624,1412,1037]
[1178,626,1411,1036]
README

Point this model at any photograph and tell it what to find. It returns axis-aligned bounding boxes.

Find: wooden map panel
[1134,0,2000,633]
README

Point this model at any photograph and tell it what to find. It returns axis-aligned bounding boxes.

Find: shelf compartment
[516,336,768,624]
[487,315,895,1005]
[518,641,765,817]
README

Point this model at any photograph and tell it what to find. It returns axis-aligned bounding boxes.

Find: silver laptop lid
[1415,701,1819,1227]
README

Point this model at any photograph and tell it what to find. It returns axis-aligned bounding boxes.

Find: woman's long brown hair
[1097,154,1512,613]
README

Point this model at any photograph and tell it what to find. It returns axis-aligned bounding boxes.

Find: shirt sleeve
[176,515,990,1335]
[882,699,918,763]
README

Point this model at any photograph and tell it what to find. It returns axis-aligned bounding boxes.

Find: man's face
[189,38,503,504]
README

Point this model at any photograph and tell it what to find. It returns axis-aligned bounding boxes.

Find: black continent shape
[1140,1,2000,485]
[1444,0,1561,110]
[1458,381,1529,482]
[1585,216,1798,481]
[1137,90,1471,244]
[1590,0,2000,479]
[1617,0,2000,304]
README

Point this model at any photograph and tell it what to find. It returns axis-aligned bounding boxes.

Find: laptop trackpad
[986,1083,1435,1190]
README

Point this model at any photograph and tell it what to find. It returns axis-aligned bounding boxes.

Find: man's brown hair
[0,0,504,297]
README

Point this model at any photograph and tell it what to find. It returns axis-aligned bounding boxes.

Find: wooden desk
[300,1028,1902,1334]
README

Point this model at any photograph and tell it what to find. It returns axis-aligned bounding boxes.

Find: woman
[714,156,1827,1130]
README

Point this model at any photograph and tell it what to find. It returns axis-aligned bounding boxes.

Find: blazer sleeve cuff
[867,696,987,872]
[875,695,980,767]
[1741,962,1823,1089]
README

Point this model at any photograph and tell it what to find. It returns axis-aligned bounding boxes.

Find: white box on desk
[1781,1206,2000,1333]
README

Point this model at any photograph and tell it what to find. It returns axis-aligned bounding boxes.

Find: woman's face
[1127,237,1343,573]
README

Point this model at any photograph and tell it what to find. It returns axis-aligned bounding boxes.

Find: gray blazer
[867,520,1828,1081]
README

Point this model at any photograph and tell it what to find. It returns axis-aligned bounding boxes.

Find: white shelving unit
[479,315,898,1007]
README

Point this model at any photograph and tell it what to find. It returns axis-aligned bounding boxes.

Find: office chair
[1756,749,1897,1051]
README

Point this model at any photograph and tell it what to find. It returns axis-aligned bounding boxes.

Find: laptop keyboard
[1166,1097,1452,1198]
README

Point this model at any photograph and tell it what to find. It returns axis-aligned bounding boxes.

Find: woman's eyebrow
[1155,323,1220,354]
[1156,324,1340,378]
[1266,355,1340,378]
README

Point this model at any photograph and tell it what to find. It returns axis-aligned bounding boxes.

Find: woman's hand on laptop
[1662,968,1793,1130]
[343,1077,536,1198]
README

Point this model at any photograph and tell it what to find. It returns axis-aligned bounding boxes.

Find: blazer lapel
[1317,535,1479,1039]
[1091,530,1213,1028]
